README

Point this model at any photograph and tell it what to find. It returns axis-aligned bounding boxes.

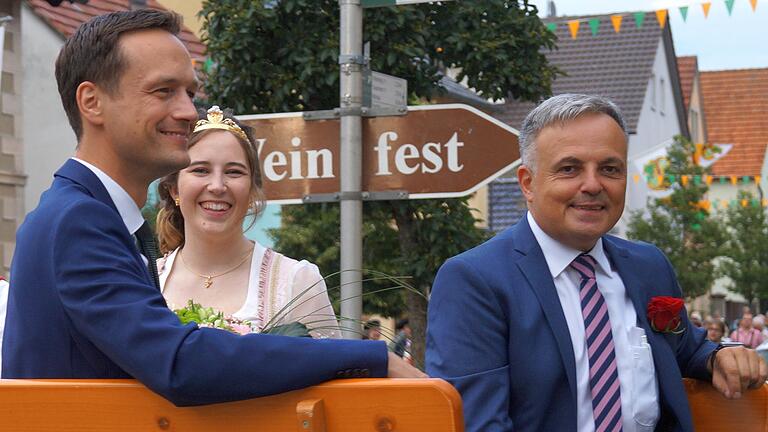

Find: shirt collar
[72,158,145,236]
[526,212,614,279]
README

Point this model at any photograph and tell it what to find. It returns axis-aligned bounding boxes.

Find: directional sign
[238,104,520,204]
[362,0,454,7]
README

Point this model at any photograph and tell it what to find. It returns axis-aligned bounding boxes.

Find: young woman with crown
[155,106,339,338]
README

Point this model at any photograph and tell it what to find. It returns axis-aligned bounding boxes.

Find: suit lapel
[512,217,578,404]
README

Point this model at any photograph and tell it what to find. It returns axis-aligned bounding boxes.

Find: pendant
[203,276,213,289]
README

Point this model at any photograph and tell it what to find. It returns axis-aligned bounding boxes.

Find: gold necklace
[178,247,253,289]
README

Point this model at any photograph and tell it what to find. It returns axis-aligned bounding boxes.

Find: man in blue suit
[426,94,766,431]
[2,9,424,405]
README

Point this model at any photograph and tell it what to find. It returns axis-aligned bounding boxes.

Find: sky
[527,0,768,71]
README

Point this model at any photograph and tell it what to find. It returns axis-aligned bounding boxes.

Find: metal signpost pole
[338,0,364,339]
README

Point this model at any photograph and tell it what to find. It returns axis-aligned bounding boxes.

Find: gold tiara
[193,105,249,143]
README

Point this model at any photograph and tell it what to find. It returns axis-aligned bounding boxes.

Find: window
[650,73,656,111]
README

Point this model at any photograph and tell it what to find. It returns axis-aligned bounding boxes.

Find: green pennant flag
[752,199,760,207]
[546,22,557,33]
[679,6,689,21]
[634,11,646,28]
[742,175,751,183]
[668,174,676,184]
[731,199,738,207]
[588,18,600,35]
[693,175,701,185]
[725,0,736,15]
[691,223,702,231]
[719,176,727,184]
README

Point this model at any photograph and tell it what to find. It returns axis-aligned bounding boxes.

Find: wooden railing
[0,378,765,431]
[685,379,768,431]
[0,378,463,431]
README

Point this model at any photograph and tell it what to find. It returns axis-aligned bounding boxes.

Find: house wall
[21,4,74,213]
[0,1,26,273]
[622,39,685,235]
[687,77,707,145]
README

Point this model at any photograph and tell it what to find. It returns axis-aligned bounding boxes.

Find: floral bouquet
[173,300,311,337]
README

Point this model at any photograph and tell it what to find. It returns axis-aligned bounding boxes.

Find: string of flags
[631,174,768,208]
[545,0,760,39]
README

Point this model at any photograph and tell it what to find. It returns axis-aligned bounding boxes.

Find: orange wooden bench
[685,378,768,431]
[0,378,463,431]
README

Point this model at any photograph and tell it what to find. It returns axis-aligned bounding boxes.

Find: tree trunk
[392,203,429,369]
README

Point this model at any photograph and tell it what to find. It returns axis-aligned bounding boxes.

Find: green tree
[627,136,725,299]
[718,190,768,306]
[200,0,558,363]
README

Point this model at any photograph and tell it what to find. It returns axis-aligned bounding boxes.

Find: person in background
[156,106,338,338]
[707,319,728,344]
[731,312,764,348]
[690,311,703,328]
[753,314,768,340]
[363,320,382,340]
[389,318,412,361]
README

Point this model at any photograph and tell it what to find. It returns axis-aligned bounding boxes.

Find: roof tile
[700,68,768,176]
[26,0,205,60]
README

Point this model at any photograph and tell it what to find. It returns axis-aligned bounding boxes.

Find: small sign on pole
[363,71,407,109]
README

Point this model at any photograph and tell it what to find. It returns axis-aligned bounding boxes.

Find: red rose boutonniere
[647,296,685,334]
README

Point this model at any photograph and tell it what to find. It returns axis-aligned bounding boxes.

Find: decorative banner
[588,18,600,35]
[634,11,646,28]
[611,14,623,32]
[725,0,736,15]
[633,143,674,197]
[680,5,690,21]
[693,143,733,167]
[655,9,668,28]
[702,2,712,17]
[568,20,580,39]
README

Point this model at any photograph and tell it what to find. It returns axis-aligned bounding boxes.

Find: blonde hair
[156,109,266,254]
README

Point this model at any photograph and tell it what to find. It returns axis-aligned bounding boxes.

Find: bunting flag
[568,20,580,39]
[750,0,759,11]
[634,11,646,28]
[725,0,736,15]
[546,22,557,32]
[588,18,600,35]
[680,5,690,21]
[655,9,668,28]
[611,14,623,32]
[702,2,712,17]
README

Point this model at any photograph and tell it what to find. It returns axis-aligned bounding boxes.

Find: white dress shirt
[527,213,659,432]
[72,158,147,263]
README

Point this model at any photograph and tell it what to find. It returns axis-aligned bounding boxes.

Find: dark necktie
[135,221,161,290]
[570,253,623,432]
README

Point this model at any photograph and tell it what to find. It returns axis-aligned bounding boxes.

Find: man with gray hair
[426,94,766,431]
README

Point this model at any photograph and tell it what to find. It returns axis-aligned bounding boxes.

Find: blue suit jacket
[426,216,715,432]
[2,159,387,405]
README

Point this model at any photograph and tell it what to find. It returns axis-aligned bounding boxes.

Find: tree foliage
[200,0,558,362]
[718,190,768,305]
[627,136,725,299]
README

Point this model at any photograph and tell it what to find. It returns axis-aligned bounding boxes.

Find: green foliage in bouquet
[174,300,234,330]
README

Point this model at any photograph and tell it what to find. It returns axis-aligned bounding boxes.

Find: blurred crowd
[695,307,768,354]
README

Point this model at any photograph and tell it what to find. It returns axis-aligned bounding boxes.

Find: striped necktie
[571,254,623,432]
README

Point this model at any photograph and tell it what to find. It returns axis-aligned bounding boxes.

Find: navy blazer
[426,216,715,432]
[2,159,387,405]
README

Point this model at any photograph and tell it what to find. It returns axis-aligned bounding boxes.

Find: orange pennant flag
[763,198,768,207]
[702,2,712,18]
[756,175,762,183]
[730,175,738,185]
[681,175,689,186]
[722,200,729,209]
[704,175,713,185]
[742,199,749,207]
[610,15,623,32]
[655,9,668,28]
[633,174,640,183]
[568,20,580,39]
[750,0,758,11]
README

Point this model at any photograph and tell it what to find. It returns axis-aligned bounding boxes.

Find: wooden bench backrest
[685,378,768,431]
[0,378,463,432]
